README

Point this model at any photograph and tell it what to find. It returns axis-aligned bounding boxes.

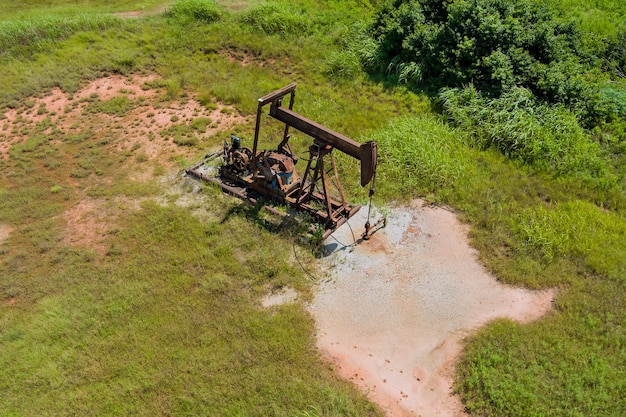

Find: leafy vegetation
[369,0,590,98]
[367,0,626,177]
[0,0,625,416]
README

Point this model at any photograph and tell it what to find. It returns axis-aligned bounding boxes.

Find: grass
[0,0,168,19]
[0,198,381,415]
[84,96,135,116]
[161,117,212,146]
[546,0,626,37]
[0,14,123,59]
[0,0,625,416]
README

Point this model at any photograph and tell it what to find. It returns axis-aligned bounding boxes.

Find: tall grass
[365,115,473,201]
[241,3,311,36]
[165,0,221,24]
[0,14,122,59]
[439,86,607,178]
[324,22,376,82]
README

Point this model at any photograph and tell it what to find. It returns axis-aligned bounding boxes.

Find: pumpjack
[185,83,383,240]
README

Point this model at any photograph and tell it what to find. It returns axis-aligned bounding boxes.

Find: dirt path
[111,3,168,18]
[311,200,554,417]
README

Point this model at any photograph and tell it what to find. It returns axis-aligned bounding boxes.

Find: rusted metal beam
[258,82,297,106]
[185,83,382,240]
[270,106,377,186]
[270,106,361,158]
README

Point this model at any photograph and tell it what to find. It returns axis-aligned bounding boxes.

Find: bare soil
[0,224,13,245]
[1,74,248,253]
[62,198,108,253]
[312,200,554,417]
[261,287,299,308]
[1,74,248,163]
[111,4,168,18]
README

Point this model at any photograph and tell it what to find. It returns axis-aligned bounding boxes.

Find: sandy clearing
[261,287,299,308]
[312,200,554,417]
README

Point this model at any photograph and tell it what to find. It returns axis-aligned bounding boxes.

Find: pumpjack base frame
[185,82,379,241]
[185,152,361,240]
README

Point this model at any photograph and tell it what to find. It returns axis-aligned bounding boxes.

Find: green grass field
[1,0,625,416]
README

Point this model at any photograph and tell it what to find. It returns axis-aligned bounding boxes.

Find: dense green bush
[369,0,590,99]
[165,0,221,24]
[364,0,626,181]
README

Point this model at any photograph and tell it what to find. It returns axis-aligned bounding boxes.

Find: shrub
[369,0,591,101]
[166,0,221,24]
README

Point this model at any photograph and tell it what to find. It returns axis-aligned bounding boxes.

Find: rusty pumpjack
[185,83,384,240]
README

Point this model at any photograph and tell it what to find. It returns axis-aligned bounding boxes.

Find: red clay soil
[313,200,554,417]
[1,74,248,253]
[1,74,247,162]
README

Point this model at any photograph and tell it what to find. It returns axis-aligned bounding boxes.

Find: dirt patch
[0,224,14,245]
[262,287,299,308]
[312,200,554,417]
[0,72,249,253]
[62,198,110,254]
[220,48,289,70]
[1,73,248,168]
